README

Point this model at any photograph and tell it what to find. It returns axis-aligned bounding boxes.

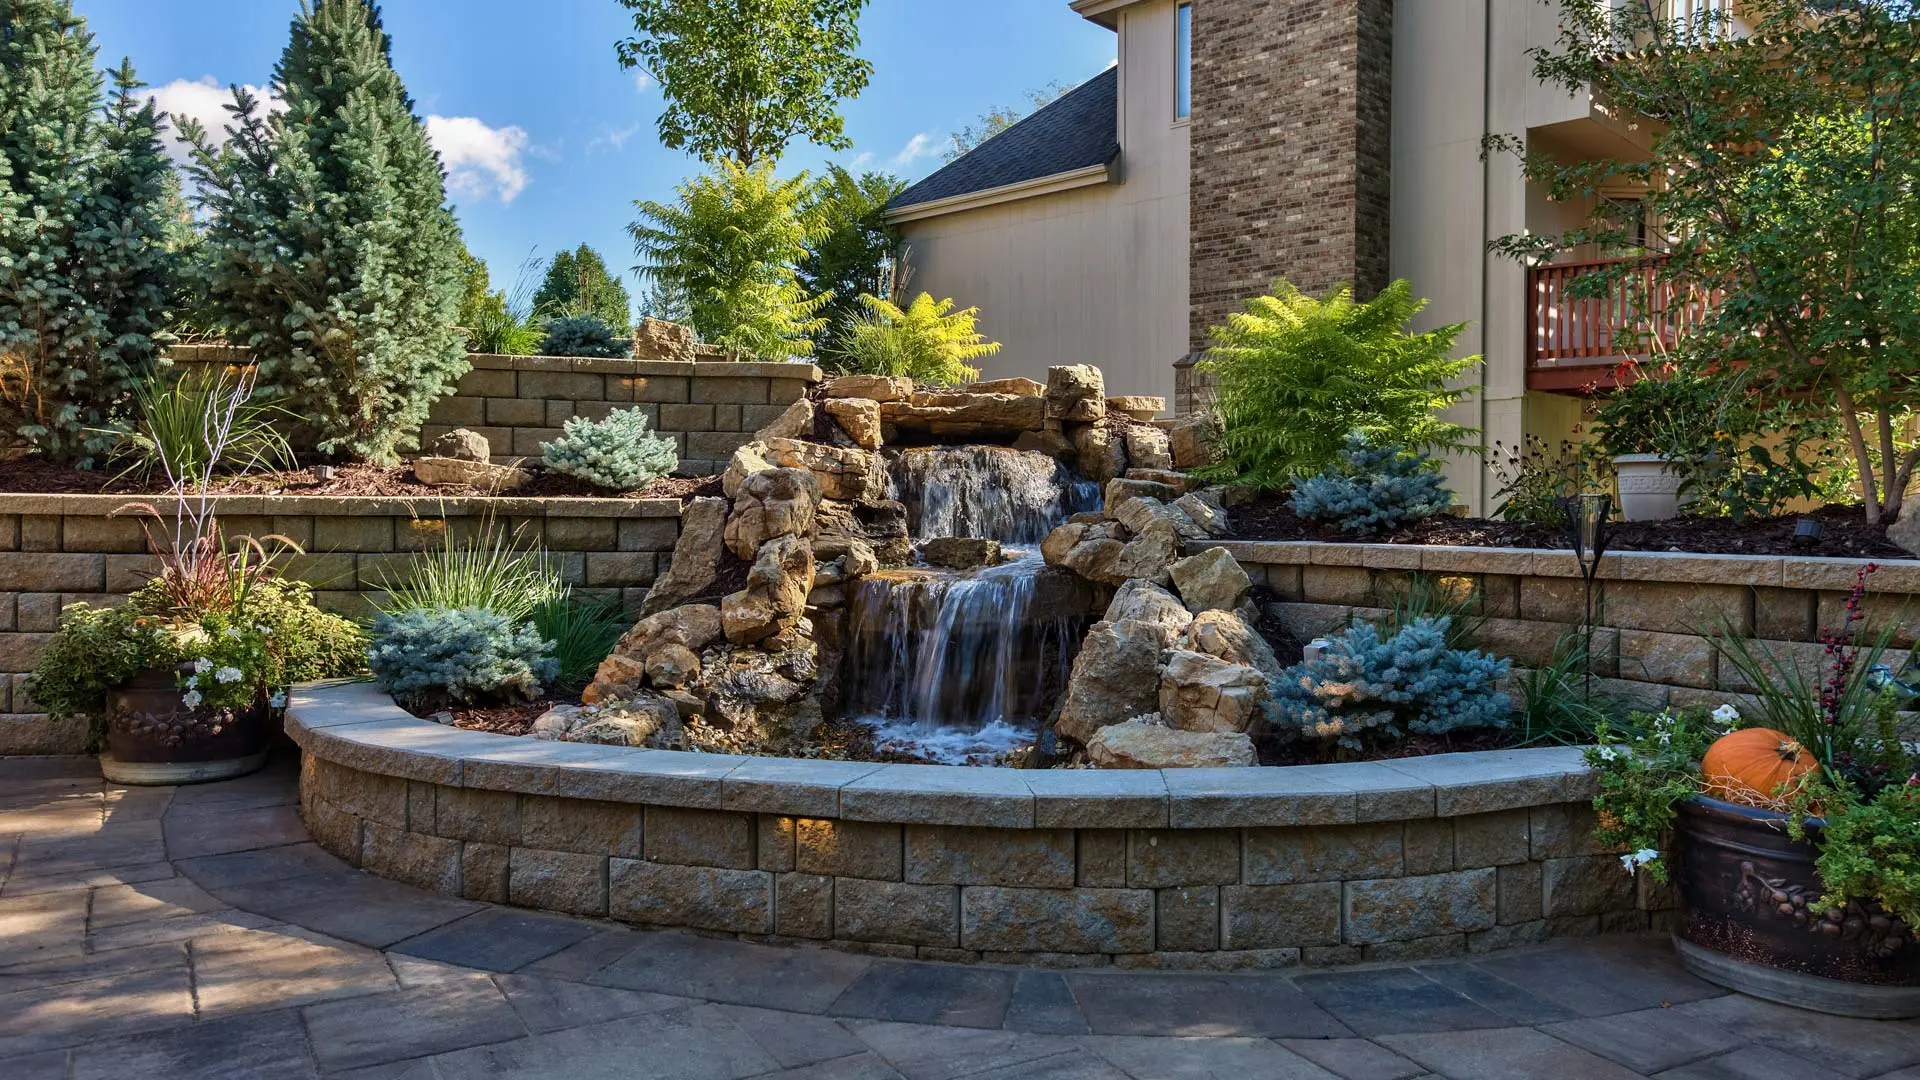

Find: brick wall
[1182,0,1394,414]
[167,346,821,478]
[0,494,683,755]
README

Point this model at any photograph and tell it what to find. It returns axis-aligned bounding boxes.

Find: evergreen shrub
[1292,435,1454,534]
[540,408,678,491]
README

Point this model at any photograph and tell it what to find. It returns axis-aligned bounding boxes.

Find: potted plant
[1584,567,1920,1018]
[1590,362,1708,521]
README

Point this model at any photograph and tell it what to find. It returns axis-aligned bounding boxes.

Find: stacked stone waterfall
[547,363,1199,758]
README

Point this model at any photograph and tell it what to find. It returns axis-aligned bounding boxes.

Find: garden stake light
[1562,494,1611,698]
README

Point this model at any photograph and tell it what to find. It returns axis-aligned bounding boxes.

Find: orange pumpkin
[1702,728,1818,807]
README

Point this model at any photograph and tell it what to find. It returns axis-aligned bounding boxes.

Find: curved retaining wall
[288,681,1668,969]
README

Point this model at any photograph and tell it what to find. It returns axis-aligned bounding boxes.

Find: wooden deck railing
[1525,256,1721,389]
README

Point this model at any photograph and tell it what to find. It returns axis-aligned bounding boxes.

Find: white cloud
[147,76,282,161]
[851,151,875,168]
[425,115,531,204]
[634,71,654,93]
[892,132,940,168]
[588,123,644,154]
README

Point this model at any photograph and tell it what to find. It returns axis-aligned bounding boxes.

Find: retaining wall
[1211,542,1920,716]
[289,681,1661,970]
[168,345,821,477]
[0,494,684,755]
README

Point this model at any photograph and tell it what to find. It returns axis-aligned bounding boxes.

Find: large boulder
[1159,650,1269,735]
[1112,496,1209,543]
[1179,609,1283,683]
[640,497,728,616]
[919,537,1004,570]
[754,398,814,441]
[1174,490,1230,538]
[758,438,881,501]
[1070,423,1128,484]
[722,535,816,645]
[970,377,1046,396]
[1891,507,1920,557]
[1047,365,1106,422]
[815,498,911,568]
[587,604,726,702]
[1086,717,1257,769]
[1105,477,1181,507]
[427,428,491,463]
[825,375,913,402]
[880,389,1046,437]
[571,694,683,749]
[1102,579,1194,639]
[1107,396,1166,421]
[1170,547,1254,614]
[722,443,774,500]
[724,467,820,561]
[644,644,701,688]
[823,398,883,449]
[632,318,699,363]
[1109,519,1183,587]
[1056,619,1167,745]
[1125,425,1174,472]
[1169,415,1217,470]
[1012,429,1074,460]
[412,456,528,492]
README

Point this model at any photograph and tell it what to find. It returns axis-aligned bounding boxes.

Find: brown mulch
[1258,727,1522,768]
[1227,497,1911,560]
[0,458,723,504]
[405,697,568,736]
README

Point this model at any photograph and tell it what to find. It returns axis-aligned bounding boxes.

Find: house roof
[889,67,1119,213]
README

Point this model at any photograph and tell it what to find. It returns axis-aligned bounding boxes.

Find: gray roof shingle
[889,67,1119,212]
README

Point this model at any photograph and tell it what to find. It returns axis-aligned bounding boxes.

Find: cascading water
[841,447,1101,764]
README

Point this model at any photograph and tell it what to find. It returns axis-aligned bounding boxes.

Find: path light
[1793,518,1824,548]
[1562,494,1612,697]
[312,465,337,483]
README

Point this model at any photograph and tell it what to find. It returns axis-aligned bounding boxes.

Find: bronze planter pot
[1672,795,1920,1018]
[100,666,270,786]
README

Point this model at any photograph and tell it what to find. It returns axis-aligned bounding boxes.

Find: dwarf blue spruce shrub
[369,607,557,708]
[539,314,631,359]
[1291,435,1453,534]
[1268,616,1511,751]
[540,407,679,491]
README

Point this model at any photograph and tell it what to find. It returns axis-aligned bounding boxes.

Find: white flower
[182,689,203,709]
[256,625,271,635]
[1711,703,1741,725]
[1620,848,1660,874]
[269,690,288,709]
[193,658,213,674]
[184,675,199,689]
[1594,745,1622,762]
[223,627,242,639]
[214,666,244,684]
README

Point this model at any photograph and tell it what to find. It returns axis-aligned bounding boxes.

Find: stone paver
[0,755,1912,1079]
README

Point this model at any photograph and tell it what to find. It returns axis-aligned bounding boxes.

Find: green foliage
[1490,436,1601,525]
[1489,1,1920,524]
[455,245,494,333]
[798,165,904,351]
[1513,632,1619,746]
[1583,709,1724,883]
[830,293,999,385]
[945,82,1070,161]
[531,244,632,328]
[1291,436,1454,535]
[25,574,364,724]
[183,0,467,464]
[1267,616,1512,754]
[1790,779,1920,930]
[1195,281,1479,489]
[630,160,829,358]
[1379,573,1485,653]
[614,0,873,166]
[0,8,176,464]
[539,315,631,359]
[369,606,557,708]
[108,366,295,483]
[540,407,679,491]
[377,523,563,624]
[531,594,631,692]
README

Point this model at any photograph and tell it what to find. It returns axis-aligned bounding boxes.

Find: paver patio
[0,755,1915,1080]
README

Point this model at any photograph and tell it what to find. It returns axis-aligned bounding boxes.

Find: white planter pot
[1612,454,1686,522]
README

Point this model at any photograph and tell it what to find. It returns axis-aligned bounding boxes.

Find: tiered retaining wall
[290,681,1661,970]
[167,345,821,477]
[1211,542,1920,715]
[0,494,684,755]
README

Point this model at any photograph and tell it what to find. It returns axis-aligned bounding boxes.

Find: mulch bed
[1227,497,1911,560]
[0,458,723,503]
[404,697,569,737]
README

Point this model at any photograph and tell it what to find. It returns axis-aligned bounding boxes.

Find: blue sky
[78,0,1118,310]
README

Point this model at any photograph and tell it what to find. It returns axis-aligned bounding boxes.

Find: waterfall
[840,446,1100,764]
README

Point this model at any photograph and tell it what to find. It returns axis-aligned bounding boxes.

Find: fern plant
[830,292,1001,385]
[540,315,631,359]
[1195,280,1480,488]
[540,408,679,491]
[1292,435,1454,534]
[629,160,829,360]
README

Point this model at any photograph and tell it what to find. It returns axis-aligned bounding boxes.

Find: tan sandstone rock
[640,496,728,616]
[1047,365,1106,422]
[970,377,1046,397]
[1124,425,1174,471]
[919,537,1004,570]
[428,428,491,463]
[1107,396,1166,420]
[412,456,528,491]
[1174,491,1230,538]
[1056,619,1169,745]
[823,398,883,449]
[1179,609,1283,683]
[724,467,820,561]
[632,318,698,363]
[723,535,816,645]
[754,397,815,441]
[1159,650,1269,735]
[1086,717,1257,769]
[1170,415,1217,470]
[815,499,912,568]
[1170,547,1254,614]
[826,375,913,402]
[1103,580,1195,641]
[880,390,1046,437]
[1070,423,1128,484]
[644,644,701,688]
[759,438,881,501]
[1109,519,1183,587]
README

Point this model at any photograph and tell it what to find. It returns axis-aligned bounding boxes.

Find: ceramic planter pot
[1612,453,1687,521]
[1672,795,1920,1018]
[100,666,270,786]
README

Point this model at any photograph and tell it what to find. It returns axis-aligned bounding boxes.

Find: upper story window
[1175,2,1192,120]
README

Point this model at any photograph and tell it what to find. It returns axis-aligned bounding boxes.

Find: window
[1175,3,1192,121]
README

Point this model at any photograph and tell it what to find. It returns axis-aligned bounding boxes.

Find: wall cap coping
[465,353,823,381]
[1199,540,1919,591]
[286,680,1597,830]
[0,493,685,519]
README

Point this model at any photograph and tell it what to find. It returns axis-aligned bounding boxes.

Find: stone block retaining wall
[290,681,1661,969]
[167,345,821,478]
[1213,542,1920,717]
[0,494,683,755]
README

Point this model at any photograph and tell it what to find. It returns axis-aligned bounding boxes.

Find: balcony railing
[1525,256,1720,391]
